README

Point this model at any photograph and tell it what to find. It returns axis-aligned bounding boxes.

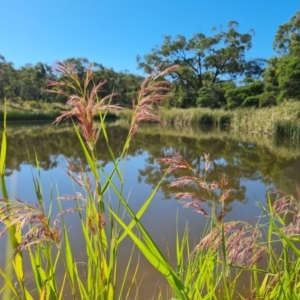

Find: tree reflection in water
[2,121,300,211]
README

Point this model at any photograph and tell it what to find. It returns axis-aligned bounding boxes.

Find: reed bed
[160,107,232,127]
[116,102,300,138]
[114,121,300,160]
[230,101,300,137]
[1,63,300,300]
[115,107,232,127]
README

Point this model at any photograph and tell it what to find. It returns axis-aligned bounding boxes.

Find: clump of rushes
[158,152,300,299]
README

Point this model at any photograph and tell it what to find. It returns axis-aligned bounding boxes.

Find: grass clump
[116,101,300,138]
[274,121,300,139]
[116,107,232,127]
[160,107,232,127]
[230,101,300,137]
[1,63,300,300]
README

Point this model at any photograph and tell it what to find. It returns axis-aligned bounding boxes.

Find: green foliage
[277,56,300,103]
[259,91,277,107]
[0,110,61,121]
[137,21,264,108]
[196,84,226,108]
[224,80,263,108]
[262,57,280,94]
[28,100,41,109]
[274,121,300,139]
[0,55,143,108]
[241,95,259,107]
[273,10,300,55]
[159,107,233,126]
[230,101,300,134]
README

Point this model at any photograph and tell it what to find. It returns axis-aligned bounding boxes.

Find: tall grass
[1,63,300,299]
[0,105,119,122]
[115,101,300,138]
[160,107,232,127]
[116,107,232,127]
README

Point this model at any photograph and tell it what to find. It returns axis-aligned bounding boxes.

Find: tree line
[137,11,300,109]
[0,57,144,107]
[1,11,300,110]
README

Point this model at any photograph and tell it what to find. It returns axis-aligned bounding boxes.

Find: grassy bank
[231,101,300,137]
[4,99,300,138]
[116,101,300,138]
[1,64,300,299]
[113,121,300,160]
[0,100,119,122]
[115,107,233,127]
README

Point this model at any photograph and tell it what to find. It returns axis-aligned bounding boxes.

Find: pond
[1,121,300,298]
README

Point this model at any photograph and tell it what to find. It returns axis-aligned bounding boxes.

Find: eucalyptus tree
[274,10,300,56]
[137,21,264,108]
[262,11,300,103]
[0,55,19,100]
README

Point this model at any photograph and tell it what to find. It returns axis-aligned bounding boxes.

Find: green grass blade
[0,267,20,298]
[0,100,7,175]
[73,120,99,181]
[58,273,67,300]
[98,110,123,182]
[108,207,189,300]
[117,170,168,244]
[74,263,90,300]
[63,226,75,294]
[28,248,43,294]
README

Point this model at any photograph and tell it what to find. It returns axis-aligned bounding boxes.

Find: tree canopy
[0,56,143,106]
[2,11,300,110]
[137,21,265,108]
[274,11,300,56]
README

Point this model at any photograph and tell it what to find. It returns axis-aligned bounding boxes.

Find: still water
[1,121,300,298]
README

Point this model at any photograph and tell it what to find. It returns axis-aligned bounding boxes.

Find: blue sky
[1,1,299,75]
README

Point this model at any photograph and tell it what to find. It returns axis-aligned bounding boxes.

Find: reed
[114,101,300,138]
[159,107,232,127]
[230,101,300,137]
[274,121,300,139]
[1,63,300,300]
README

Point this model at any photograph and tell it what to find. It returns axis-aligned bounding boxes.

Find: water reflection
[1,121,300,297]
[2,122,300,207]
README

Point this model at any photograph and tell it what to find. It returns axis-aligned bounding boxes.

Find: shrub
[259,91,277,107]
[242,95,259,107]
[28,100,41,109]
